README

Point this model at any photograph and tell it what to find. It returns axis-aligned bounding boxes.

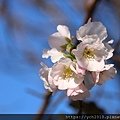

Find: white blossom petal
[57,79,69,90]
[49,25,71,51]
[72,38,110,71]
[104,43,114,60]
[108,40,114,44]
[42,48,64,63]
[77,57,105,71]
[57,25,70,39]
[76,63,86,75]
[39,63,56,92]
[70,64,77,74]
[49,32,67,51]
[67,76,83,89]
[76,21,107,41]
[80,35,99,44]
[67,88,73,96]
[102,64,114,71]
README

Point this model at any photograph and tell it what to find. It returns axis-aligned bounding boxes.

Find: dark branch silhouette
[35,91,52,120]
[84,0,100,24]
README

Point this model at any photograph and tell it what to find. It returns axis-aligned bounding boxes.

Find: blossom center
[83,47,95,59]
[63,66,73,79]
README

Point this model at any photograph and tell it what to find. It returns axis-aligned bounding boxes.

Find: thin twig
[84,0,100,24]
[49,92,66,113]
[35,91,52,120]
[26,88,44,99]
[78,100,83,114]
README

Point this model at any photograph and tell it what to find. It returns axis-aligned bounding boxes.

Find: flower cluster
[40,19,117,101]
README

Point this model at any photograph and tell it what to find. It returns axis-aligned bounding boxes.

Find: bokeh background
[0,0,120,115]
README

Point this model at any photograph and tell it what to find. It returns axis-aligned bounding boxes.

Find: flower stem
[78,100,83,114]
[35,91,52,120]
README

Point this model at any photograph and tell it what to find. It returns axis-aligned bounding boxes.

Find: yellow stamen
[83,47,95,59]
[63,66,73,79]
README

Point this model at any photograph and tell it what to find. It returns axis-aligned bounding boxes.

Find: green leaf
[63,53,75,60]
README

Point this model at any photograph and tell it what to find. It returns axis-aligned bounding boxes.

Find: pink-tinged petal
[57,25,70,39]
[69,90,79,96]
[67,76,83,89]
[40,63,56,92]
[49,32,67,51]
[56,78,80,90]
[91,64,116,84]
[103,64,114,71]
[60,58,73,66]
[39,63,49,81]
[76,64,86,75]
[104,43,114,60]
[94,49,108,62]
[67,89,74,96]
[67,83,88,97]
[97,67,117,85]
[78,57,105,72]
[80,35,99,44]
[73,84,87,94]
[70,64,77,74]
[50,64,64,78]
[67,88,79,96]
[70,91,90,101]
[50,58,85,90]
[76,21,107,41]
[57,79,69,90]
[67,87,79,97]
[48,72,56,86]
[87,59,105,71]
[72,42,105,71]
[107,52,113,60]
[72,43,86,60]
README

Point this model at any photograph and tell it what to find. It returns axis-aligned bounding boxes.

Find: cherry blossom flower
[40,19,117,101]
[49,25,73,51]
[72,37,106,71]
[72,20,114,71]
[50,58,84,90]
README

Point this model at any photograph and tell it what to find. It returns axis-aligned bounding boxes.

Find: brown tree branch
[35,91,52,120]
[78,100,83,114]
[84,0,100,24]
